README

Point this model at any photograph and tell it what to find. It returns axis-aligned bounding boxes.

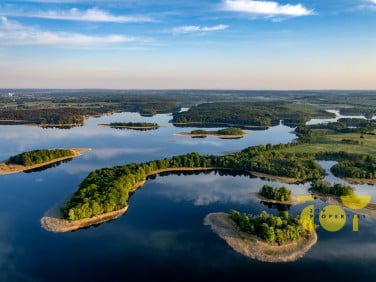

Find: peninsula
[0,148,90,175]
[204,210,317,262]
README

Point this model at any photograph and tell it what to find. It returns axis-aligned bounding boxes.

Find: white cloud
[172,24,229,34]
[10,7,154,23]
[223,0,313,17]
[0,16,138,46]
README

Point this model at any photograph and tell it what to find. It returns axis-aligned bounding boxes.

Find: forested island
[175,127,247,139]
[0,148,89,174]
[40,109,376,231]
[171,101,333,128]
[204,210,317,262]
[99,122,161,130]
[12,90,370,231]
[308,180,374,213]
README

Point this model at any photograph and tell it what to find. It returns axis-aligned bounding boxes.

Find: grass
[282,130,376,157]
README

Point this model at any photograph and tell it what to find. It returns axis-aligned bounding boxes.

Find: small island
[175,127,248,139]
[0,148,90,175]
[99,122,161,130]
[308,180,376,217]
[204,210,317,262]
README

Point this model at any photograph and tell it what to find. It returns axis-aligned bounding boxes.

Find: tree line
[61,146,325,221]
[308,180,354,196]
[6,149,74,166]
[110,122,159,128]
[229,209,310,245]
[259,185,292,202]
[172,102,311,127]
[190,127,244,135]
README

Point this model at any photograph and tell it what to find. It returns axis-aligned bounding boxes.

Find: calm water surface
[0,112,375,282]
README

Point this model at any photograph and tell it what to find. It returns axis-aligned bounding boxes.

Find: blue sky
[0,0,375,89]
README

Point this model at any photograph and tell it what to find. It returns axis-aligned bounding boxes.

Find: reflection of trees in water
[149,169,257,179]
[23,158,73,173]
[173,123,268,131]
[110,127,157,131]
[41,125,83,129]
[260,201,291,211]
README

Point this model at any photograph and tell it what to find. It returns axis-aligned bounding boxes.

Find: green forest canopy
[6,149,74,166]
[259,185,292,202]
[229,209,311,245]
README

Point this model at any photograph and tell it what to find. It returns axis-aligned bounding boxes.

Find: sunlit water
[0,112,375,282]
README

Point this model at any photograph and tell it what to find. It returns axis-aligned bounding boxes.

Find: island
[308,180,376,217]
[255,184,307,205]
[98,122,162,130]
[41,97,376,232]
[204,210,317,262]
[0,148,90,175]
[174,128,248,139]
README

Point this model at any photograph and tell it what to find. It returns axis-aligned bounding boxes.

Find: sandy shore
[174,132,248,139]
[0,148,91,175]
[204,212,317,263]
[41,179,146,232]
[343,177,376,185]
[250,171,301,184]
[40,166,307,233]
[41,205,129,233]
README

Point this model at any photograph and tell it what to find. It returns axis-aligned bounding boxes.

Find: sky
[0,0,375,90]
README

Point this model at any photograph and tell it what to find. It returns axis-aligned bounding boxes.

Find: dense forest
[171,102,311,127]
[330,156,376,179]
[229,210,311,245]
[308,180,354,196]
[61,145,325,221]
[6,149,74,166]
[259,185,292,202]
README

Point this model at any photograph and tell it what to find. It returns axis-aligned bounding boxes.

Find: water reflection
[147,170,308,206]
[23,158,73,173]
[259,201,291,211]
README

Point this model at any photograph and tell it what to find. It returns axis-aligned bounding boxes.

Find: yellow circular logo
[319,205,346,232]
[300,204,315,232]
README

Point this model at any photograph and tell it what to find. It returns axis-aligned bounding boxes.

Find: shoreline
[174,132,248,139]
[172,122,269,129]
[312,192,376,218]
[98,123,165,129]
[41,167,302,233]
[204,212,317,263]
[254,192,307,205]
[42,166,375,233]
[343,177,376,185]
[0,148,91,175]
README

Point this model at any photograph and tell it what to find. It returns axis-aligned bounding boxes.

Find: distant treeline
[309,118,376,135]
[229,210,310,245]
[190,127,244,135]
[6,149,74,166]
[339,108,375,119]
[62,144,325,221]
[172,102,310,127]
[110,122,159,128]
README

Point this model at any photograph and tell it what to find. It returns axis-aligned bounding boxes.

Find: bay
[0,112,375,282]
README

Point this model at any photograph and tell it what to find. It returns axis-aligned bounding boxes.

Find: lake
[0,111,375,282]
